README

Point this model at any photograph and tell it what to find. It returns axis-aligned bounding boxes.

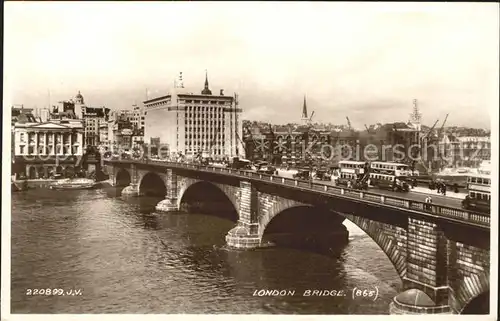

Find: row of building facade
[11,91,147,178]
[242,99,491,171]
[11,72,244,178]
[11,72,491,178]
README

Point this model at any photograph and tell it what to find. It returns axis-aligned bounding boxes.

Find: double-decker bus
[462,173,491,213]
[369,161,410,192]
[337,161,369,188]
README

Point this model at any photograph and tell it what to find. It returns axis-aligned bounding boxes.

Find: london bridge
[105,158,490,314]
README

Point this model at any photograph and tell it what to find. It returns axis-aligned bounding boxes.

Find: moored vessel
[49,178,96,190]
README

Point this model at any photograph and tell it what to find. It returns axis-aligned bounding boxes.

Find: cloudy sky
[4,2,498,129]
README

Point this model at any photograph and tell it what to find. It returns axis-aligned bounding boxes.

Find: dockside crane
[308,111,315,125]
[437,113,449,138]
[420,118,440,141]
[346,116,352,130]
[417,118,440,173]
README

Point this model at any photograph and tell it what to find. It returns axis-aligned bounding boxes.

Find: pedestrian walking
[442,184,447,196]
[424,196,433,211]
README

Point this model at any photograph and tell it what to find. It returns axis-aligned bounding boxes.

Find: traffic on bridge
[104,158,490,229]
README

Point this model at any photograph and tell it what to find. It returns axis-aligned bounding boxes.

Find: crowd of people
[428,180,461,195]
[429,180,447,196]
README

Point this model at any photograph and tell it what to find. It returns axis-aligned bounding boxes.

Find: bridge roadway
[110,159,489,229]
[274,170,464,209]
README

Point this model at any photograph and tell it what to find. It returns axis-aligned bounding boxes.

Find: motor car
[352,179,369,190]
[462,195,490,213]
[314,170,331,181]
[254,161,269,170]
[293,169,310,180]
[257,165,276,175]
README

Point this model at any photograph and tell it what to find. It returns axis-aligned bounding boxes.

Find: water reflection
[11,188,400,314]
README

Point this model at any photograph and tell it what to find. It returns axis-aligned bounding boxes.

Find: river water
[11,187,401,314]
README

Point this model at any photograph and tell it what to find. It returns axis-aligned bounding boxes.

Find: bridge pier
[155,169,179,213]
[389,289,452,314]
[120,164,141,197]
[121,183,140,197]
[156,197,179,212]
[226,223,261,249]
[390,217,451,314]
[226,181,261,249]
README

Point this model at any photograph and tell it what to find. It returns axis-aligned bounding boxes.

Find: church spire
[201,70,212,95]
[302,95,308,119]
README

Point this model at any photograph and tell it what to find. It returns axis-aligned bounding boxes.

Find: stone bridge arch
[115,168,132,187]
[460,288,490,314]
[137,171,167,197]
[257,192,306,236]
[342,214,407,279]
[256,192,407,279]
[177,177,240,221]
[449,248,490,314]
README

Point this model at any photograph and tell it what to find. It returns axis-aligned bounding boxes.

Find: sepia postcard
[2,2,498,321]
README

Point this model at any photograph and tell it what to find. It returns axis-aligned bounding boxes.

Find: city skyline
[4,2,498,129]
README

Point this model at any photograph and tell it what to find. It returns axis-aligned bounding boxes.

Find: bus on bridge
[462,173,491,214]
[337,160,368,189]
[369,161,410,192]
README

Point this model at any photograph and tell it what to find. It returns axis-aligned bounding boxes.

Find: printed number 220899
[26,288,82,296]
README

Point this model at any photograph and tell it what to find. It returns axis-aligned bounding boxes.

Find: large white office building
[144,72,244,160]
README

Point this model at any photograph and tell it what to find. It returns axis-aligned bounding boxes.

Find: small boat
[49,178,96,190]
[12,180,29,192]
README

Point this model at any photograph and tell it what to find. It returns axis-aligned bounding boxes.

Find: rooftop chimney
[220,89,224,96]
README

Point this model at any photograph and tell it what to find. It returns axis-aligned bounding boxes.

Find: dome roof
[76,91,83,99]
[229,225,250,236]
[394,289,435,307]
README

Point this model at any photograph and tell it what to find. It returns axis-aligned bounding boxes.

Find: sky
[4,2,499,129]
